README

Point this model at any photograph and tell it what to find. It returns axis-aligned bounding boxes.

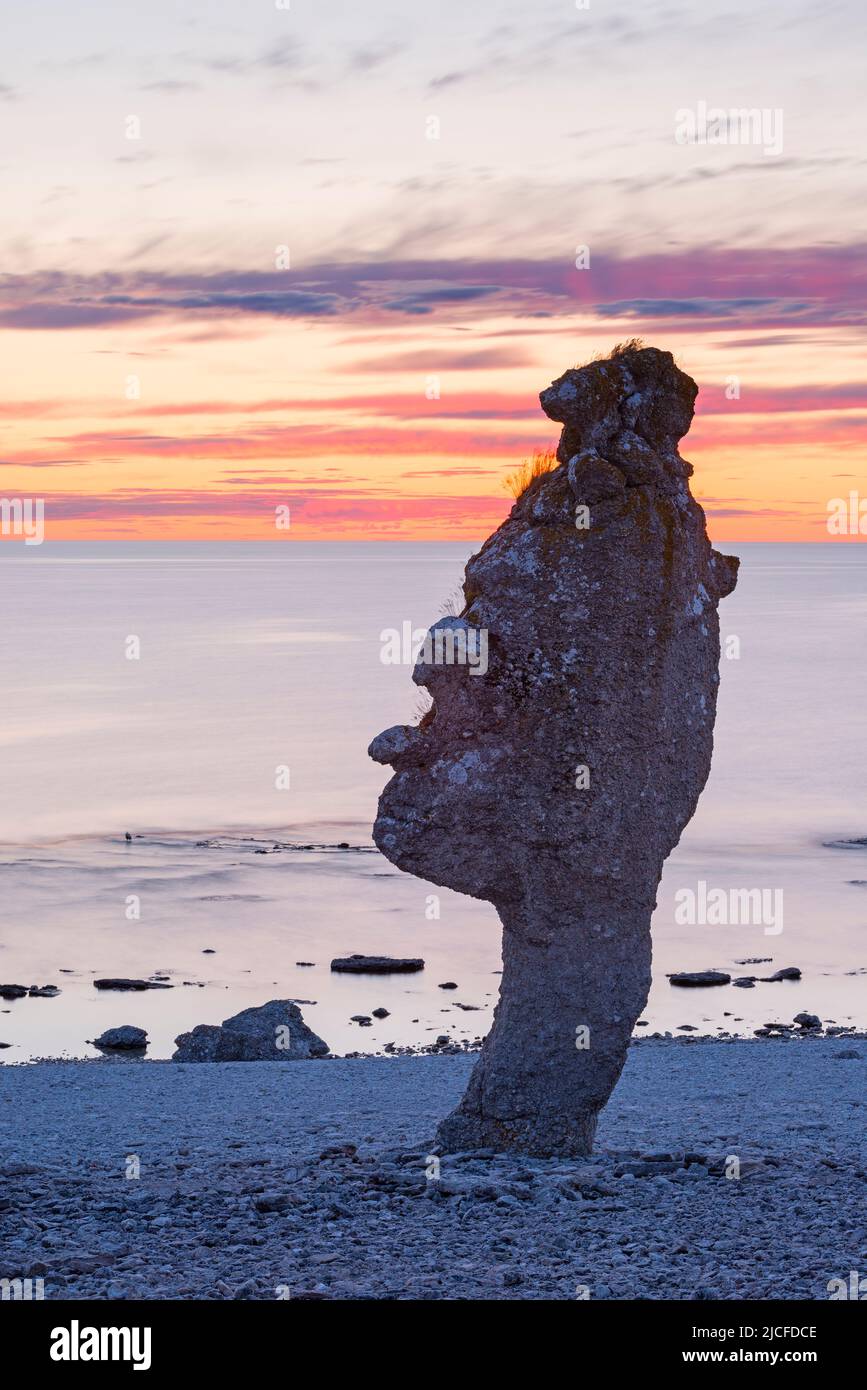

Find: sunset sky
[1,0,865,540]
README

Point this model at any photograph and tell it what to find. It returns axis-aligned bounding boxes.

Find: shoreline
[8,1024,867,1068]
[2,1037,863,1301]
[3,820,867,1062]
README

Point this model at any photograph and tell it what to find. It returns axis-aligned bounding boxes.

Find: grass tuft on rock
[505,448,558,500]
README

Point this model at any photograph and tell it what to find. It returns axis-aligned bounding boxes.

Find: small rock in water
[669,971,731,988]
[372,1008,390,1019]
[733,977,756,988]
[438,981,459,990]
[761,967,802,982]
[28,985,60,997]
[92,1026,148,1051]
[793,1012,821,1030]
[94,978,172,991]
[330,955,424,975]
[0,984,28,999]
[351,1015,373,1027]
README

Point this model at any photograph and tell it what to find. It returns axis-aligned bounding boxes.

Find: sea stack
[369,343,738,1156]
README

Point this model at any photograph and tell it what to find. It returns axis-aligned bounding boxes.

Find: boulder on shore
[172,999,329,1062]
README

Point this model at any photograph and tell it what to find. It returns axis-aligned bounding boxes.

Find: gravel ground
[1,1037,865,1301]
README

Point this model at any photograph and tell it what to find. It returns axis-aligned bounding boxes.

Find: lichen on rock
[369,344,738,1156]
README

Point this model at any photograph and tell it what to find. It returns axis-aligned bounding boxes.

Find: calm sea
[0,541,864,1059]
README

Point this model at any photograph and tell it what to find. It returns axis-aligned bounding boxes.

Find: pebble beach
[1,1036,864,1301]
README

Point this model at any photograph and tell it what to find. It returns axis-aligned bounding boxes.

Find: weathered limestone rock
[369,344,738,1156]
[172,1000,329,1062]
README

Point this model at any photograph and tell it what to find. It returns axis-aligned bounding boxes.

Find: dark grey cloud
[595,297,817,320]
[344,41,407,74]
[427,72,468,92]
[383,286,502,314]
[101,290,344,318]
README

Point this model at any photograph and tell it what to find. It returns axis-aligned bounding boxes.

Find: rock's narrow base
[435,1109,597,1159]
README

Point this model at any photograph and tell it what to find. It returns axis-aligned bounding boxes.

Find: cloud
[102,290,345,317]
[34,488,512,535]
[1,244,864,333]
[200,36,305,77]
[383,286,502,314]
[427,72,468,91]
[139,80,201,94]
[0,458,83,468]
[697,383,867,414]
[349,347,533,372]
[0,303,148,329]
[595,297,815,321]
[400,467,497,478]
[702,506,808,519]
[344,40,407,74]
[127,391,539,421]
[689,413,867,448]
[20,422,547,465]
